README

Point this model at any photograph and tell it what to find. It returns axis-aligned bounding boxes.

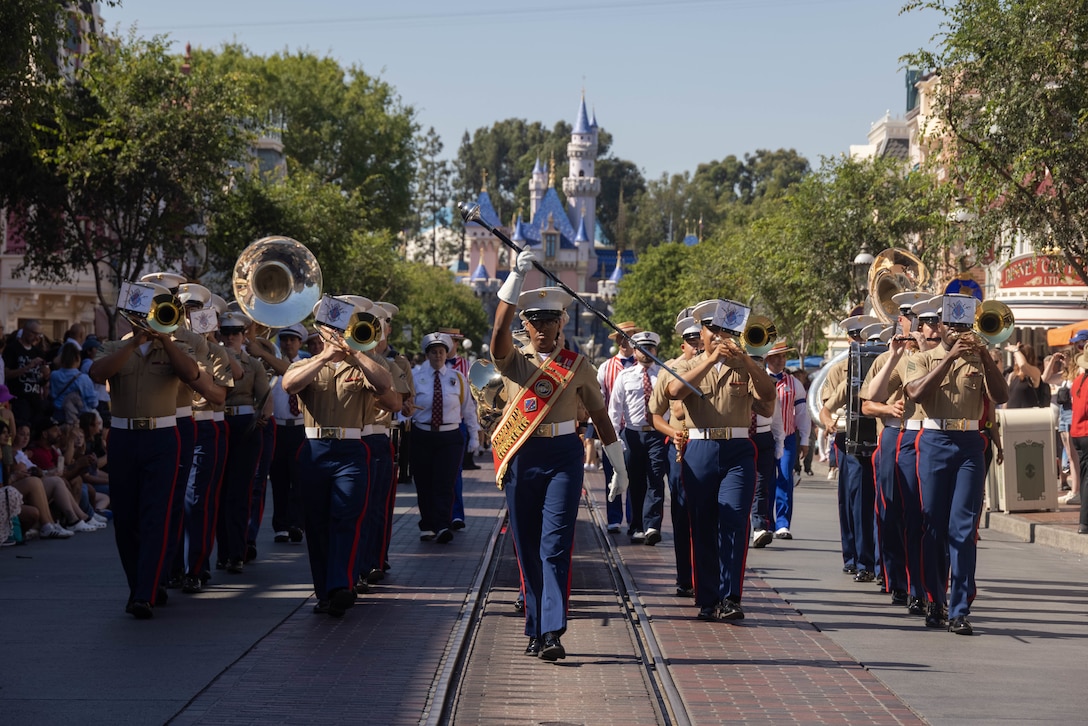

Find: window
[545,233,557,259]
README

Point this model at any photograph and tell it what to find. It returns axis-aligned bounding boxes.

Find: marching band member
[597,321,641,534]
[410,332,477,544]
[650,312,702,595]
[89,285,201,619]
[608,330,668,545]
[178,292,234,594]
[764,340,811,540]
[281,296,398,617]
[859,291,933,613]
[216,310,270,575]
[819,314,879,577]
[490,249,627,661]
[903,294,1008,635]
[266,324,309,545]
[666,299,777,622]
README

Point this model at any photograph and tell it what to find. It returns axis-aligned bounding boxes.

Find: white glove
[603,440,628,502]
[497,249,537,304]
[468,437,481,455]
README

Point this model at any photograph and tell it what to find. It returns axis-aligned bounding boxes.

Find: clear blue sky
[105,0,942,180]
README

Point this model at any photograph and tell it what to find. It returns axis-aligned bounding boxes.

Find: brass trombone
[742,316,778,357]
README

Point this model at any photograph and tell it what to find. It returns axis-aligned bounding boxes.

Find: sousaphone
[233,236,323,327]
[866,248,931,324]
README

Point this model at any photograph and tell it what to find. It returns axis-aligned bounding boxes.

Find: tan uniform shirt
[290,359,377,429]
[649,356,687,429]
[494,346,604,422]
[903,345,988,420]
[224,349,270,409]
[669,352,758,429]
[193,342,234,413]
[173,327,210,410]
[362,353,409,427]
[101,337,194,419]
[860,350,923,422]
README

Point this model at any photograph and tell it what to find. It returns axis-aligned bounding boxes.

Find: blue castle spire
[573,94,591,134]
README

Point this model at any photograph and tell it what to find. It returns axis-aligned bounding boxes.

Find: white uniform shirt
[608,363,661,433]
[272,353,305,422]
[411,365,480,441]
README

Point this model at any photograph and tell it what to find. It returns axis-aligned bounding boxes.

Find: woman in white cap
[490,250,628,661]
[409,332,479,544]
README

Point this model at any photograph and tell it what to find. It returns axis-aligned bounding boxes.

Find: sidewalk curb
[985,510,1088,555]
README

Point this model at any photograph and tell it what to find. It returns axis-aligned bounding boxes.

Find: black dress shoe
[435,528,453,544]
[165,575,183,589]
[354,576,371,594]
[126,600,153,620]
[675,586,694,598]
[842,565,857,575]
[244,542,258,563]
[181,574,203,594]
[524,637,541,656]
[539,631,566,661]
[853,570,875,583]
[155,586,170,606]
[288,527,304,543]
[513,596,525,612]
[313,599,330,614]
[907,597,926,616]
[925,603,947,629]
[948,615,973,635]
[697,603,719,621]
[365,568,385,584]
[226,559,244,574]
[450,519,466,530]
[891,590,908,606]
[328,587,357,617]
[718,599,744,621]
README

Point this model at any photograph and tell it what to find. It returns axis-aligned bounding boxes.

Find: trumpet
[948,300,1015,351]
[344,311,383,352]
[742,316,777,357]
[121,292,183,335]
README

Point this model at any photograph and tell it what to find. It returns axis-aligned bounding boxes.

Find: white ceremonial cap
[675,316,701,337]
[911,296,941,319]
[177,283,211,307]
[374,301,399,319]
[517,287,574,315]
[207,294,229,315]
[838,314,881,334]
[421,332,454,353]
[219,311,251,330]
[140,271,187,290]
[276,323,308,340]
[861,323,893,343]
[630,331,661,347]
[691,298,750,336]
[675,306,695,324]
[338,294,373,314]
[891,291,930,312]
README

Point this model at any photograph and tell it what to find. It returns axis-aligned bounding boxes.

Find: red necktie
[431,370,444,428]
[749,409,758,437]
[642,368,652,415]
[289,393,300,416]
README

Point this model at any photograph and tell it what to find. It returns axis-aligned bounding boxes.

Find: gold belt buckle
[320,427,339,439]
[536,423,553,437]
[946,419,967,431]
[709,428,730,440]
[132,418,152,431]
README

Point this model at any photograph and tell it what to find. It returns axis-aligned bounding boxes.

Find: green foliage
[610,244,699,358]
[410,126,456,265]
[192,45,417,233]
[390,264,489,355]
[16,31,253,335]
[902,0,1088,279]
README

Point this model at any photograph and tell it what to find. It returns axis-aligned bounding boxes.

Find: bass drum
[807,349,849,428]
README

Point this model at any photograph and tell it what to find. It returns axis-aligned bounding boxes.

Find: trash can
[988,407,1057,512]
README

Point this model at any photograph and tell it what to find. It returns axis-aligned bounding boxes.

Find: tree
[389,264,489,355]
[16,31,253,337]
[193,45,418,233]
[596,157,646,247]
[903,0,1088,280]
[410,126,455,265]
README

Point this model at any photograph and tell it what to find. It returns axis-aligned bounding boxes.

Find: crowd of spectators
[1,320,110,545]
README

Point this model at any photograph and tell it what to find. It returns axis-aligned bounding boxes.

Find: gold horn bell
[976,300,1015,345]
[867,248,931,324]
[742,315,778,357]
[233,236,323,327]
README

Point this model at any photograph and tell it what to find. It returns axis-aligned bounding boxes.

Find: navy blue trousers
[410,428,463,533]
[667,441,692,590]
[218,414,261,564]
[875,426,907,594]
[505,434,583,637]
[622,427,668,534]
[357,432,394,577]
[182,418,221,576]
[164,415,195,581]
[269,424,306,533]
[918,430,985,618]
[301,438,370,599]
[246,419,276,543]
[832,438,855,568]
[109,426,181,605]
[681,437,755,607]
[897,430,924,598]
[750,430,776,532]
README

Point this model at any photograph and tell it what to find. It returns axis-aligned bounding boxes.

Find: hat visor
[525,311,562,323]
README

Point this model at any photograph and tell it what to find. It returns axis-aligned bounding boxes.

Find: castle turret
[562,94,601,245]
[529,157,546,219]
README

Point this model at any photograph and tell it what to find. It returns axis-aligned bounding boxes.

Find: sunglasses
[704,324,727,334]
[682,334,701,342]
[527,316,561,326]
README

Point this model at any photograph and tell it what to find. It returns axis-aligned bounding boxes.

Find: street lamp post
[852,247,875,306]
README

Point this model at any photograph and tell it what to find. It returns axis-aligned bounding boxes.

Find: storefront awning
[1046,319,1088,347]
